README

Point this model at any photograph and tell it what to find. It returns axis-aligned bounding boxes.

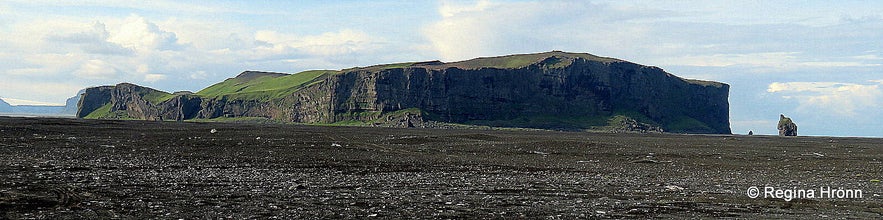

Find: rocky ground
[0,116,881,219]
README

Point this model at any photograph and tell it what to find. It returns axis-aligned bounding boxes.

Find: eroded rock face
[778,114,798,136]
[321,56,730,133]
[76,52,732,134]
[76,86,114,118]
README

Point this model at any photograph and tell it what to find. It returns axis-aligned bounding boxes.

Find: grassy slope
[143,91,176,103]
[196,70,333,100]
[83,103,113,119]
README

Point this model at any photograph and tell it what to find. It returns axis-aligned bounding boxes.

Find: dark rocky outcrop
[77,51,731,134]
[777,114,798,136]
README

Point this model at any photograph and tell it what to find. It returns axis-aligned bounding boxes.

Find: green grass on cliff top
[343,51,621,71]
[196,70,333,100]
[443,51,620,69]
[142,91,175,103]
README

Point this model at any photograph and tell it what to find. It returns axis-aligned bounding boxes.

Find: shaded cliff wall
[324,58,730,133]
[76,86,113,118]
[77,57,730,133]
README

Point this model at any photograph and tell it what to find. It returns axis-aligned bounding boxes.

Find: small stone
[631,159,658,163]
[210,129,217,134]
[664,185,684,191]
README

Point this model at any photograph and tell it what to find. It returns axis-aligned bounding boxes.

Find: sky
[0,1,881,137]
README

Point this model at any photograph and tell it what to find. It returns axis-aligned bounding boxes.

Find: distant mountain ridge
[0,96,79,116]
[76,51,731,134]
[0,98,12,112]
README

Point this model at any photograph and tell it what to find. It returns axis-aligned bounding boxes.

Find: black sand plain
[0,116,881,219]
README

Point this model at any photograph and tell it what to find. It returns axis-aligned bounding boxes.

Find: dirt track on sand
[0,117,881,219]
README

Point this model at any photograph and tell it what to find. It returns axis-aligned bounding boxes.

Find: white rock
[665,185,684,191]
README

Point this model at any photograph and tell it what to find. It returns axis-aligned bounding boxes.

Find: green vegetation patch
[448,51,620,69]
[347,62,419,72]
[326,108,426,127]
[196,70,333,100]
[143,92,176,104]
[684,79,726,88]
[84,103,132,119]
[83,103,112,119]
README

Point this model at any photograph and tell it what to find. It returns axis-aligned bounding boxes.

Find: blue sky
[1,1,881,137]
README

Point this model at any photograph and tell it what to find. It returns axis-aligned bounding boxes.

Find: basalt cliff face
[77,51,731,134]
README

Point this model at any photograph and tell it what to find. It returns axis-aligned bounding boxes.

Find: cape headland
[77,51,731,134]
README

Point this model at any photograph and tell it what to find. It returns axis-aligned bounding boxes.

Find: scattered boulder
[609,115,663,133]
[777,114,797,136]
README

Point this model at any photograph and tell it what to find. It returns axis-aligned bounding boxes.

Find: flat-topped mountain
[77,51,731,134]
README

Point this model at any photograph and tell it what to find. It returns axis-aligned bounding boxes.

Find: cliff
[77,51,731,134]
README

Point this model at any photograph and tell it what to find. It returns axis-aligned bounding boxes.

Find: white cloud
[423,0,551,61]
[767,81,882,116]
[5,53,82,76]
[73,59,118,79]
[438,0,496,17]
[0,81,83,105]
[4,0,280,17]
[156,18,253,51]
[136,64,149,73]
[106,15,182,52]
[189,71,208,80]
[0,97,63,106]
[853,54,883,60]
[254,29,380,57]
[661,52,798,68]
[420,1,667,61]
[2,9,396,104]
[46,21,133,55]
[657,52,881,71]
[143,73,167,82]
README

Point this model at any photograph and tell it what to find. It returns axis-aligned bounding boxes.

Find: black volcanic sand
[0,117,881,219]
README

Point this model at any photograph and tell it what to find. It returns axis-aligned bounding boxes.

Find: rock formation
[76,51,731,134]
[777,114,798,136]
